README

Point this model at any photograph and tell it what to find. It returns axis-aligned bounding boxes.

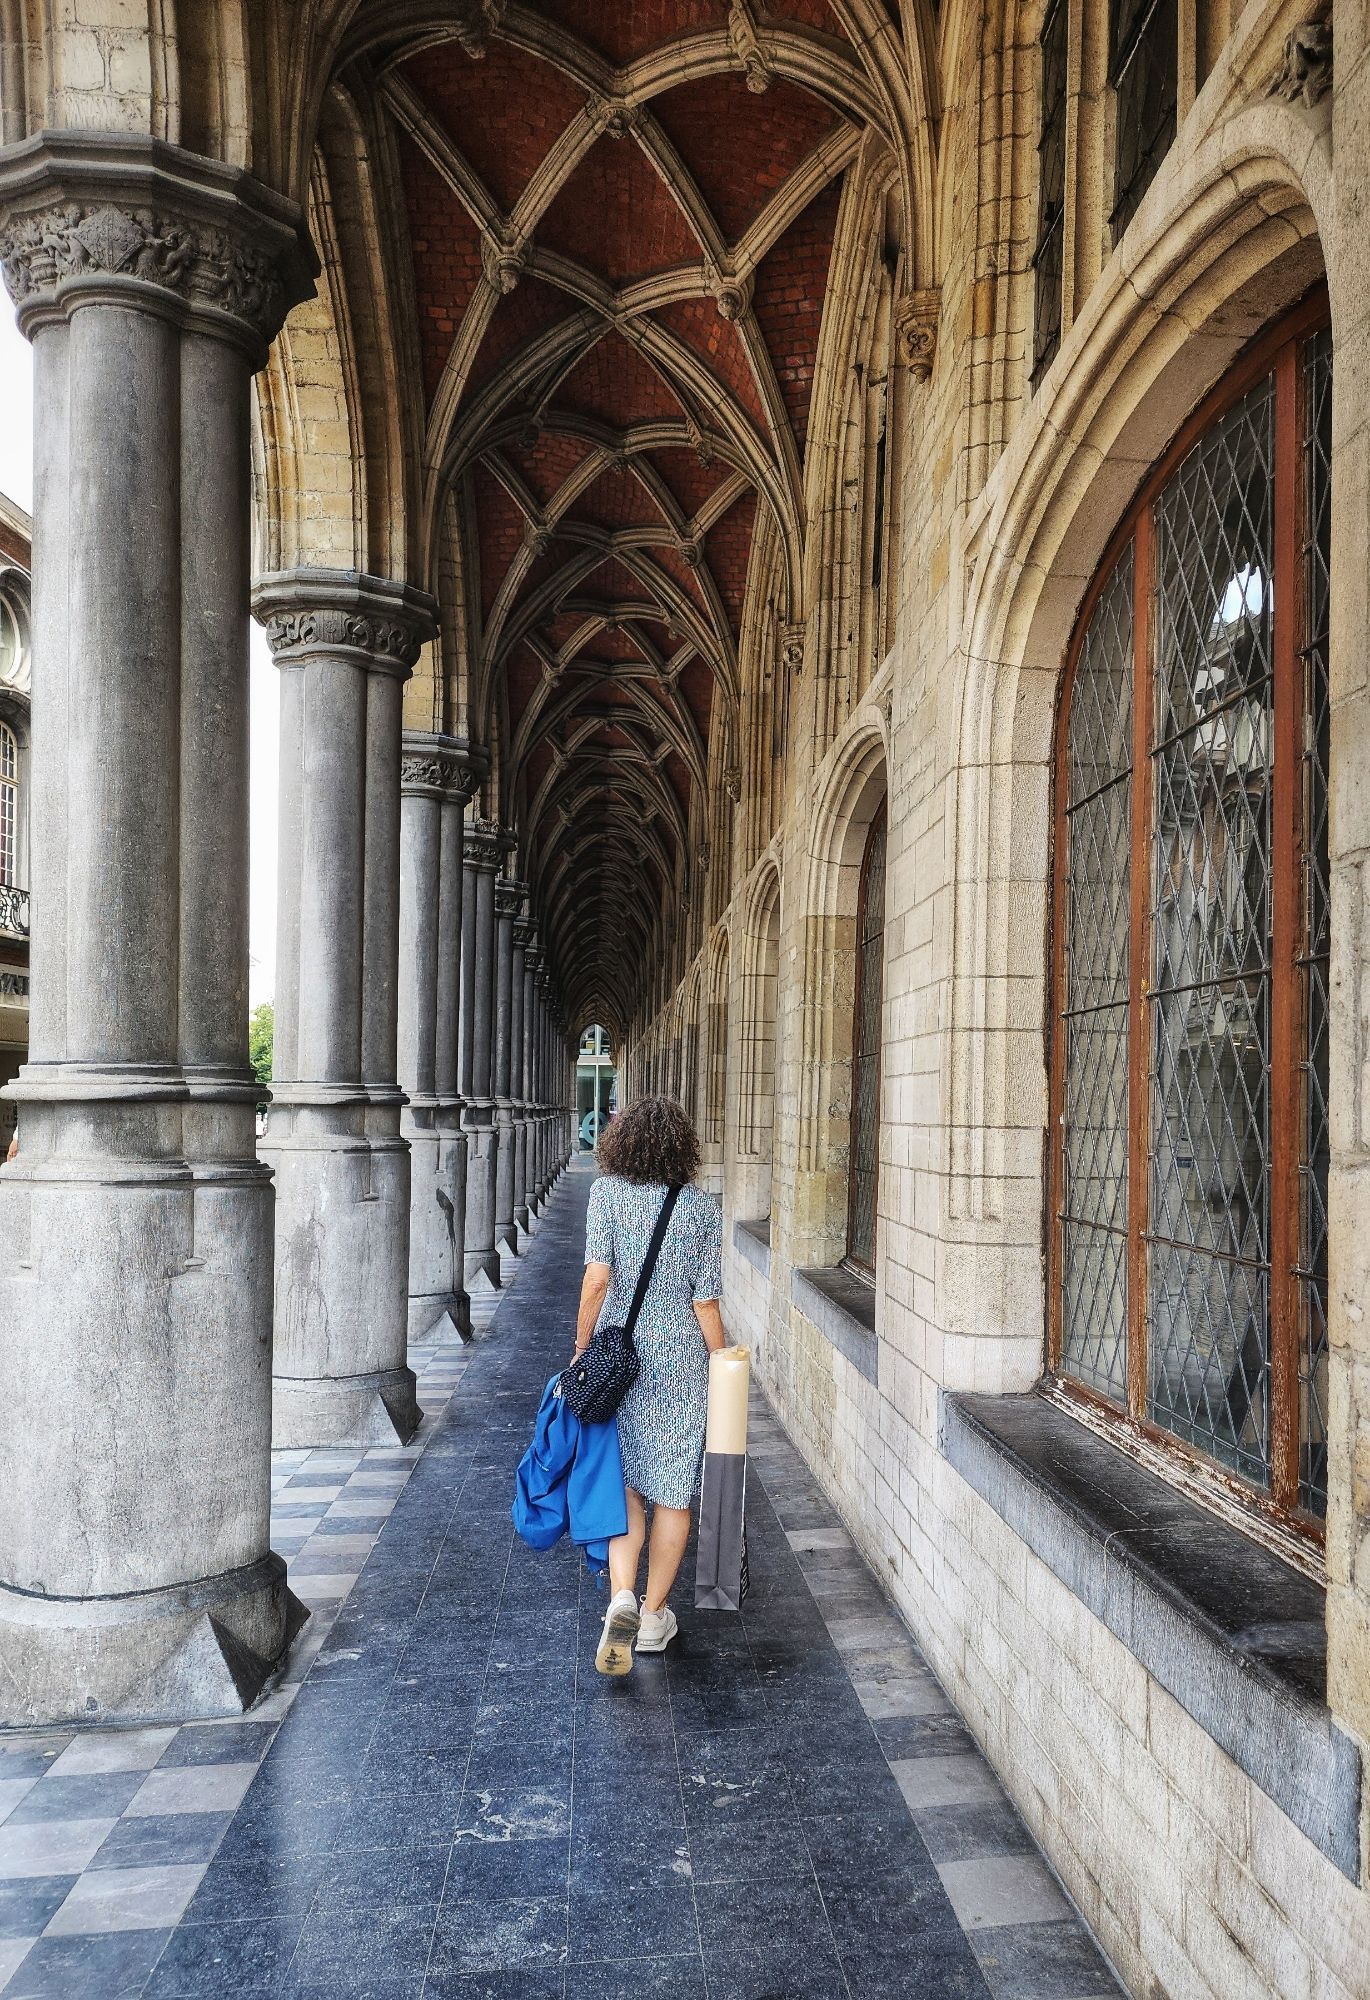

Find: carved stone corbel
[779,621,805,675]
[728,0,773,92]
[895,289,940,381]
[482,227,526,296]
[1268,14,1333,107]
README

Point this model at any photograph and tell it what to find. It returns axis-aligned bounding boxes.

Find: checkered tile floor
[0,1166,1123,1998]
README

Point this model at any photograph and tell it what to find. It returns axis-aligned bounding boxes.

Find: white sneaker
[595,1588,641,1676]
[635,1605,679,1653]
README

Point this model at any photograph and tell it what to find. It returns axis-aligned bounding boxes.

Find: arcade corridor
[0,1168,1118,2000]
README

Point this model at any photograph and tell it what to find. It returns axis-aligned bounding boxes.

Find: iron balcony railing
[0,883,28,938]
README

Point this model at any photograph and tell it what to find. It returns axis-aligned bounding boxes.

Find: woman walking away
[574,1095,726,1674]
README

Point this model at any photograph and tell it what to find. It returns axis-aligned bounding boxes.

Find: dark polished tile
[4,1927,172,1999]
[687,1815,810,1884]
[429,1894,568,1976]
[912,1803,1039,1865]
[874,1713,978,1759]
[840,1938,992,2000]
[143,1913,306,1997]
[971,1917,1119,1998]
[446,1835,568,1903]
[182,1846,327,1922]
[696,1872,846,1998]
[422,1972,565,2000]
[89,1811,232,1871]
[8,1771,146,1824]
[802,1804,936,1885]
[563,1957,706,1999]
[314,1841,452,1913]
[289,1899,438,1988]
[157,1723,279,1769]
[453,1781,572,1844]
[0,1873,77,1939]
[565,1866,697,1963]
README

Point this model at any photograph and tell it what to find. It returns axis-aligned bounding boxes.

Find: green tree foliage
[248,1001,273,1089]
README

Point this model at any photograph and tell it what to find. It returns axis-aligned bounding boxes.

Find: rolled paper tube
[705,1344,750,1454]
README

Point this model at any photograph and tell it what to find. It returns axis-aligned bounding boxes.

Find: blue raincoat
[512,1376,629,1574]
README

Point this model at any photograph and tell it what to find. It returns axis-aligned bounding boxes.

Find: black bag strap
[623,1185,683,1343]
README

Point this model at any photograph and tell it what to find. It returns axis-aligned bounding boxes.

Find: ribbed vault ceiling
[344,1,903,1026]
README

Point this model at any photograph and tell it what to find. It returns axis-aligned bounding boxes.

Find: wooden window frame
[1047,290,1331,1554]
[845,801,888,1279]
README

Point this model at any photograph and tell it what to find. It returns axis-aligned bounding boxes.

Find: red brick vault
[337,0,906,1030]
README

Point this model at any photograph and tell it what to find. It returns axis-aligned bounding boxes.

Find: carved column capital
[465,819,510,872]
[400,732,486,802]
[780,620,806,673]
[0,133,316,357]
[895,288,940,381]
[253,570,438,681]
[496,878,527,922]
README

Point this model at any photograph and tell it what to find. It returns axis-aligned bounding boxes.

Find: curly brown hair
[596,1095,700,1186]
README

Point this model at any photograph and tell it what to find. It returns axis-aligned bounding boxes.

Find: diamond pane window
[1110,0,1176,241]
[847,803,887,1273]
[1032,0,1069,382]
[1052,298,1332,1530]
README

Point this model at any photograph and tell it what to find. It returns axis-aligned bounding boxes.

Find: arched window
[1032,0,1068,381]
[0,720,17,888]
[1051,297,1332,1530]
[1109,0,1177,240]
[847,802,887,1274]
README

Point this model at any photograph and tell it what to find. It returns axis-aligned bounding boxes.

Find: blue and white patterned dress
[584,1175,723,1509]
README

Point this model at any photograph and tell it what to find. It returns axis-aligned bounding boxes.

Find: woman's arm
[575,1262,612,1353]
[693,1299,728,1354]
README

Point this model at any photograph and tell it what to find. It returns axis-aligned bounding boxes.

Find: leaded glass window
[1110,0,1176,241]
[1052,300,1332,1529]
[1033,0,1069,382]
[848,803,887,1273]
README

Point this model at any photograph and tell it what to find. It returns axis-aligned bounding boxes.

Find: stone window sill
[791,1265,877,1382]
[732,1216,771,1276]
[941,1390,1362,1882]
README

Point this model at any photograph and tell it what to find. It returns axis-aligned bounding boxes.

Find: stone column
[512,919,532,1236]
[0,134,314,1723]
[523,944,543,1217]
[255,570,434,1448]
[492,878,523,1256]
[460,820,505,1290]
[534,978,551,1199]
[398,735,482,1340]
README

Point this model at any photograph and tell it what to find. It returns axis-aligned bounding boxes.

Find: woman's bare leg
[643,1504,691,1612]
[608,1486,647,1598]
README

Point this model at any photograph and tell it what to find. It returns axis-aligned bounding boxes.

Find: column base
[494,1220,519,1254]
[465,1252,502,1293]
[0,1554,308,1729]
[513,1204,531,1234]
[408,1290,471,1342]
[272,1366,421,1449]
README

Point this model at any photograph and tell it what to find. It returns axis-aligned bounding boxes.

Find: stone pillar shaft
[0,133,313,1724]
[493,879,522,1254]
[511,922,530,1235]
[461,821,506,1290]
[399,735,483,1339]
[256,570,436,1448]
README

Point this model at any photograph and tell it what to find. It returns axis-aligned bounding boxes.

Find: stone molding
[0,132,315,355]
[400,731,485,802]
[253,570,438,678]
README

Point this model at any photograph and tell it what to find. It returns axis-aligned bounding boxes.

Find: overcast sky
[1,297,280,1008]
